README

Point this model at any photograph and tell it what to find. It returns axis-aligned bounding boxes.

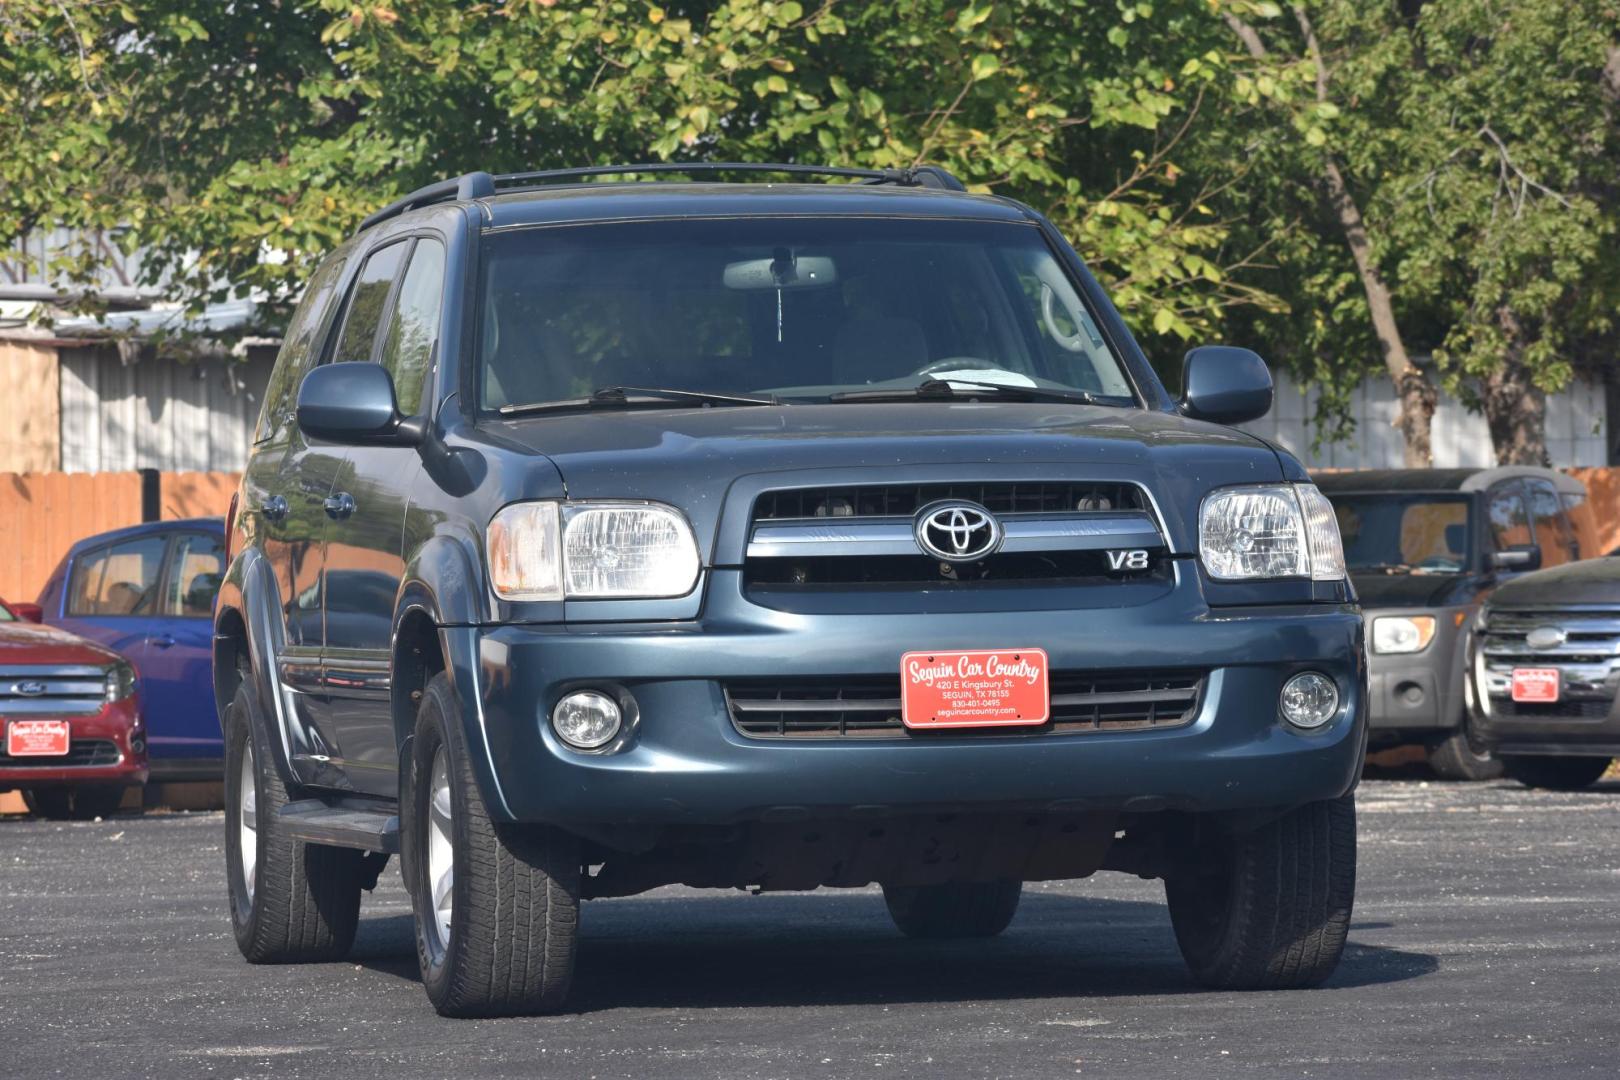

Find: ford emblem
[1525,626,1568,650]
[11,680,48,697]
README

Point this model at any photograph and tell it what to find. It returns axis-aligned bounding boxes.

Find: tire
[406,673,579,1017]
[882,879,1022,939]
[223,682,364,963]
[1427,721,1503,782]
[1165,794,1356,990]
[1501,755,1612,791]
[21,784,128,820]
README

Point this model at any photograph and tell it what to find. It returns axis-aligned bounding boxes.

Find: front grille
[754,481,1147,521]
[1492,699,1613,721]
[0,738,121,768]
[1479,608,1620,716]
[726,670,1206,739]
[746,550,1171,587]
[0,666,107,715]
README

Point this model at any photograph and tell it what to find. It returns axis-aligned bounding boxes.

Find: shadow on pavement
[348,891,1438,1010]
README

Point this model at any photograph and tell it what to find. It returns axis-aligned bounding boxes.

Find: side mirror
[10,602,43,623]
[1179,345,1274,426]
[297,362,424,446]
[1491,544,1542,572]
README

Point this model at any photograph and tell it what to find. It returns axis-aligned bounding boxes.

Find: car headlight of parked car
[104,660,137,703]
[486,501,701,601]
[1199,483,1346,582]
[1371,615,1437,654]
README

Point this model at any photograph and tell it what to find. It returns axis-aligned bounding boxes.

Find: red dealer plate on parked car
[901,649,1050,729]
[6,719,71,756]
[1511,668,1561,704]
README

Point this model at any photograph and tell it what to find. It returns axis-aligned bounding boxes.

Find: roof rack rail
[356,171,495,234]
[353,162,966,234]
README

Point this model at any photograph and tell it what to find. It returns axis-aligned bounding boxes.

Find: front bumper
[1362,607,1469,739]
[458,567,1366,826]
[0,698,148,790]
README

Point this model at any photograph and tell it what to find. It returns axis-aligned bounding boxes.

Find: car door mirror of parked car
[1491,543,1542,572]
[1178,346,1274,426]
[9,601,43,622]
[297,362,426,447]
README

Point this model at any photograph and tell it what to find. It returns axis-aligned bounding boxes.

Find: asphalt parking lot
[3,776,1618,1080]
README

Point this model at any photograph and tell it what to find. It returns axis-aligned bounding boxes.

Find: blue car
[38,519,226,780]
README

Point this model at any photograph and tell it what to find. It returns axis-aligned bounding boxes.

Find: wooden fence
[0,471,239,604]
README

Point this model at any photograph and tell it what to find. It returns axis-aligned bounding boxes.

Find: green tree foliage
[1,0,1271,364]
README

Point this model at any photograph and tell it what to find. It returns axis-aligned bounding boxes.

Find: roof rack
[354,162,967,234]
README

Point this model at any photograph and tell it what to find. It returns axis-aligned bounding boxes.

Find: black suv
[214,164,1366,1016]
[1316,468,1593,781]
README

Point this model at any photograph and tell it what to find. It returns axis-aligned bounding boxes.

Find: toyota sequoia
[213,163,1366,1016]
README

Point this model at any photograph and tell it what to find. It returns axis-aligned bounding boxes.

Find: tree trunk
[1224,10,1437,467]
[1480,307,1548,466]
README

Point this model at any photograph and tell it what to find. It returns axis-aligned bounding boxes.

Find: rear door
[135,530,227,771]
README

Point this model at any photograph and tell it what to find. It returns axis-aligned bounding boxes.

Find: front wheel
[1165,794,1356,990]
[406,673,580,1017]
[1427,720,1503,782]
[1501,755,1611,791]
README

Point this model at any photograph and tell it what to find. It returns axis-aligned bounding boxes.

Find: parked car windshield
[476,217,1135,410]
[0,603,13,621]
[1331,493,1473,574]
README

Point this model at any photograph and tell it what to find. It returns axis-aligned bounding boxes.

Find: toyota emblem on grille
[11,681,48,697]
[914,500,1003,563]
[1525,625,1568,650]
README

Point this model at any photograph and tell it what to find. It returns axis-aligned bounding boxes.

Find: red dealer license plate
[1511,668,1561,704]
[901,649,1050,730]
[6,719,71,757]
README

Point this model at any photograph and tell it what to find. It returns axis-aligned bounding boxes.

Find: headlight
[1199,483,1346,582]
[487,501,700,601]
[1372,615,1436,654]
[104,661,137,703]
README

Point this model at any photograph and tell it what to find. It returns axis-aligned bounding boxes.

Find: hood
[0,621,121,666]
[1489,557,1620,609]
[482,402,1283,554]
[1349,572,1477,610]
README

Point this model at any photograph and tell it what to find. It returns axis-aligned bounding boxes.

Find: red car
[1,596,147,819]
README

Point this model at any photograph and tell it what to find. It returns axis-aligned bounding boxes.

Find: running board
[277,800,400,854]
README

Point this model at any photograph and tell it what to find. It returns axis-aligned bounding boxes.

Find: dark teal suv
[213,163,1366,1016]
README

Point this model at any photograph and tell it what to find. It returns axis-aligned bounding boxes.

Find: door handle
[324,491,357,520]
[260,495,289,522]
[146,634,177,649]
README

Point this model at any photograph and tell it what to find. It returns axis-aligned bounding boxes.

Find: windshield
[0,603,13,622]
[1330,493,1473,574]
[477,217,1136,410]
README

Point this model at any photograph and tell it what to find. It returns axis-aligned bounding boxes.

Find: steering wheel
[1041,283,1090,353]
[909,357,999,378]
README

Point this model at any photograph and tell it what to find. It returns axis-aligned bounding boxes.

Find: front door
[136,530,228,771]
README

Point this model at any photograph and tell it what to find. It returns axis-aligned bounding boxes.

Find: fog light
[1280,672,1338,729]
[551,690,622,750]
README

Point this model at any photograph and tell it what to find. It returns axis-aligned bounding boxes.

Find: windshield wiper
[500,385,780,415]
[828,377,1128,406]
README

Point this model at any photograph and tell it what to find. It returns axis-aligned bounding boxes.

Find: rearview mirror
[1491,544,1542,572]
[297,362,424,446]
[1179,346,1273,426]
[723,253,838,290]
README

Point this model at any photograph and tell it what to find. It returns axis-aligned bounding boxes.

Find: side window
[1486,484,1531,555]
[331,241,409,365]
[66,537,168,616]
[1562,490,1600,559]
[378,238,446,416]
[161,533,226,617]
[1527,480,1577,567]
[255,254,348,443]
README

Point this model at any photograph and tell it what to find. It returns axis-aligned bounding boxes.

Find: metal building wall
[1242,370,1609,469]
[57,346,273,473]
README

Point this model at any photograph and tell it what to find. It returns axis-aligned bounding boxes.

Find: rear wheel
[1165,794,1355,990]
[882,879,1022,939]
[21,784,128,820]
[1427,719,1503,782]
[407,673,580,1017]
[1501,755,1611,791]
[223,683,364,963]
